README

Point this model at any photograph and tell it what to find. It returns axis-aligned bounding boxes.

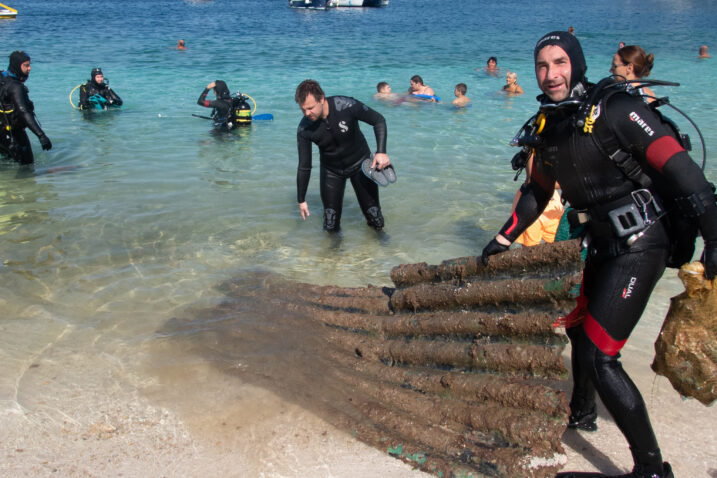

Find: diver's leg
[349,167,383,230]
[320,166,346,232]
[564,248,670,476]
[14,129,34,164]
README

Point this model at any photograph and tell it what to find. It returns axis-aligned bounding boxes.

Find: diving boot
[556,462,673,478]
[567,406,597,432]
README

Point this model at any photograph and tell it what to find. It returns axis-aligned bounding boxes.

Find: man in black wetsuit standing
[481,32,717,478]
[295,79,391,232]
[0,51,52,164]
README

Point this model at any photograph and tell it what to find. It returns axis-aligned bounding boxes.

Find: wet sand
[1,269,715,477]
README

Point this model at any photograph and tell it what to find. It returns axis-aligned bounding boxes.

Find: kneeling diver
[79,68,123,111]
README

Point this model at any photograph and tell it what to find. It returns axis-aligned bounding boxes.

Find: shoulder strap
[589,88,653,188]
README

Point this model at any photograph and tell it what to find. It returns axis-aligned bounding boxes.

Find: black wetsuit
[197,88,232,128]
[79,80,122,110]
[0,71,50,164]
[490,86,717,472]
[296,96,387,231]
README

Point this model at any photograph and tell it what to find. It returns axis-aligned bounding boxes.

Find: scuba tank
[227,94,252,128]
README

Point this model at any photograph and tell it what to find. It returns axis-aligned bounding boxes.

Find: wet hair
[617,45,654,78]
[214,80,231,99]
[410,75,425,85]
[295,79,325,104]
[487,56,497,65]
[455,83,467,95]
[506,71,518,82]
[376,81,389,92]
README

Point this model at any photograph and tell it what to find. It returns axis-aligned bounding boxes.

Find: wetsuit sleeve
[350,99,387,154]
[497,160,555,243]
[607,94,717,245]
[296,124,313,203]
[107,88,122,106]
[7,81,45,138]
[197,88,211,107]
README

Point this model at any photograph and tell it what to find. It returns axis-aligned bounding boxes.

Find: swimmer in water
[407,75,436,101]
[502,71,524,95]
[373,81,396,100]
[452,83,470,107]
[478,56,499,76]
[177,39,187,50]
[699,44,711,58]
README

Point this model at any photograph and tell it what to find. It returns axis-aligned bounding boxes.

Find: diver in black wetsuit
[294,79,391,232]
[79,67,123,110]
[197,80,238,129]
[481,32,717,478]
[0,51,52,164]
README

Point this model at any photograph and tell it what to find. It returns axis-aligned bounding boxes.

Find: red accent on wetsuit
[583,312,627,356]
[645,135,684,172]
[203,100,210,107]
[504,212,519,236]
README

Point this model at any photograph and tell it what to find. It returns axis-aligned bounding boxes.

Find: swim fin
[361,157,389,187]
[382,164,397,183]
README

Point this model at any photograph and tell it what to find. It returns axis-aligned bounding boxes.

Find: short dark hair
[455,83,467,95]
[376,81,389,92]
[487,56,497,64]
[295,79,325,104]
[410,75,424,85]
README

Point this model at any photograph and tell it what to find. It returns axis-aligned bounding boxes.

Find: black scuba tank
[228,95,252,128]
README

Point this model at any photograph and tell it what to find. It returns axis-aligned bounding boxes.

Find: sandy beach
[1,268,715,478]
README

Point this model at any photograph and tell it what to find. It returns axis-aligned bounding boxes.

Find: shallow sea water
[1,0,716,475]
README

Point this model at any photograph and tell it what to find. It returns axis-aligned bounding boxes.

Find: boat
[333,0,388,6]
[289,0,387,9]
[288,0,336,9]
[0,2,17,18]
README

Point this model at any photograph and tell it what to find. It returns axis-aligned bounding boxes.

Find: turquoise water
[1,0,716,449]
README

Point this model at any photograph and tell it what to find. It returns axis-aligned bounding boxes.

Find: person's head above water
[611,45,654,80]
[295,79,326,122]
[90,67,104,86]
[213,80,231,100]
[454,83,467,96]
[8,50,31,82]
[486,56,498,70]
[177,39,186,50]
[699,45,711,58]
[409,75,424,86]
[533,30,587,102]
[376,81,390,94]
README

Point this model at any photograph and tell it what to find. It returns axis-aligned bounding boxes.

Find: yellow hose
[69,84,82,110]
[243,94,257,115]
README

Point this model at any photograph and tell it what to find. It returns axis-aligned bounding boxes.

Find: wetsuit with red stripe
[494,86,717,462]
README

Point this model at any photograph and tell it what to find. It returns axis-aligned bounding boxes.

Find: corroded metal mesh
[161,240,584,477]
